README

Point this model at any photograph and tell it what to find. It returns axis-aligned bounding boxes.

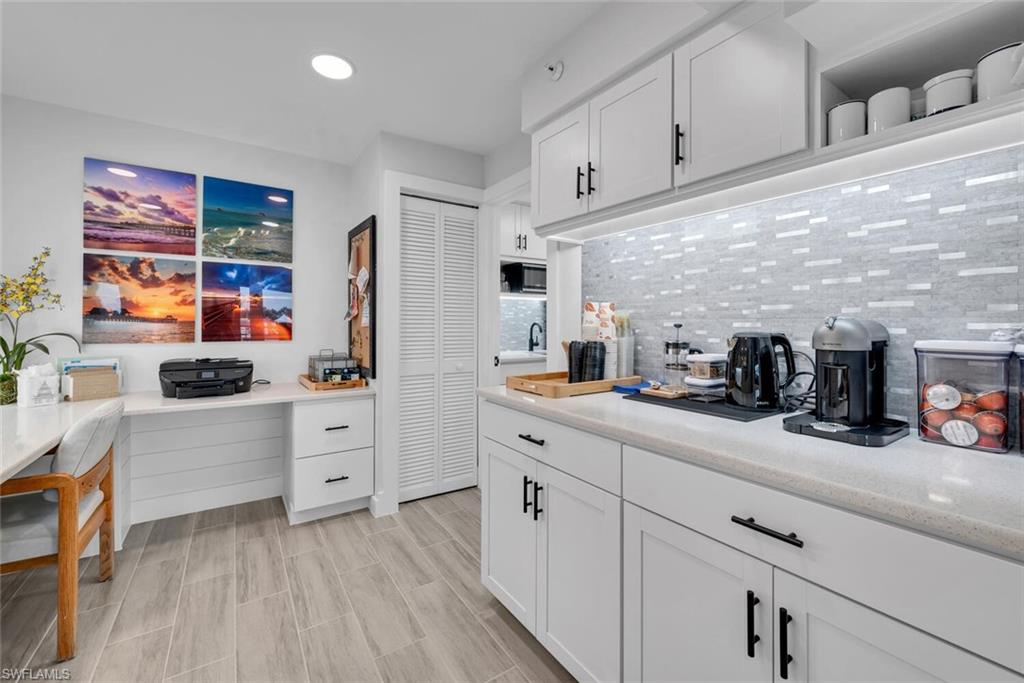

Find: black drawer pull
[586,162,596,194]
[325,425,350,432]
[324,475,350,484]
[746,590,760,658]
[522,475,533,514]
[779,607,793,679]
[730,515,804,548]
[674,124,685,164]
[575,166,584,199]
[517,433,545,446]
[532,481,543,521]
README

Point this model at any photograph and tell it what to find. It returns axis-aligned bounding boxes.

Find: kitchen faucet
[529,322,544,352]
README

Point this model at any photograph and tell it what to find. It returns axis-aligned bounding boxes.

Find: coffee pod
[925,383,962,410]
[973,411,1007,437]
[977,434,1005,450]
[920,419,944,440]
[952,402,980,421]
[940,419,980,446]
[921,408,952,429]
[975,390,1008,412]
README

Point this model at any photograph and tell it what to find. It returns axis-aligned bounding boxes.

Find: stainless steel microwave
[502,262,546,294]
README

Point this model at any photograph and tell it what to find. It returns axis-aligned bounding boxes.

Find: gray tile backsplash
[582,145,1024,420]
[500,296,547,352]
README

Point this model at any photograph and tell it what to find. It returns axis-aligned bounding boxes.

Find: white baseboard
[284,495,370,525]
[130,476,283,524]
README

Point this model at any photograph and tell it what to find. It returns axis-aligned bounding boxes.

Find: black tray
[782,412,909,447]
[623,393,782,422]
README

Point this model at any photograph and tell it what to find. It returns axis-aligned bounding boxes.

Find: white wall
[483,133,531,188]
[519,2,716,132]
[1,96,351,391]
[378,132,484,189]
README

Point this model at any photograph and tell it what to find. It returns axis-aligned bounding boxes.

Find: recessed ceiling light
[262,221,280,228]
[311,54,353,80]
[107,166,137,178]
[267,195,288,204]
[139,203,162,210]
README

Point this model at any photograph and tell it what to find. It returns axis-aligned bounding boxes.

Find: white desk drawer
[623,445,1024,674]
[291,447,373,512]
[292,398,374,458]
[480,400,621,494]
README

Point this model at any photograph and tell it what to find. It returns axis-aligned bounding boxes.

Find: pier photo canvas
[83,157,197,255]
[201,176,293,263]
[82,253,196,343]
[201,261,293,341]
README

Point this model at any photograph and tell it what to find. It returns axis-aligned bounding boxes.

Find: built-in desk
[1,383,378,547]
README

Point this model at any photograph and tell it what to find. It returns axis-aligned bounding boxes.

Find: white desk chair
[1,399,123,661]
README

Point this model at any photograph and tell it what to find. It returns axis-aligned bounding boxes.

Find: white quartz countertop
[1,382,375,482]
[478,386,1024,562]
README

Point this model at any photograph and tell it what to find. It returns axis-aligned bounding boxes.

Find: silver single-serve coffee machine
[783,316,908,446]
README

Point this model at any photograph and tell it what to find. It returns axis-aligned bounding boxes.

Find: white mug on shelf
[867,87,911,133]
[827,100,866,145]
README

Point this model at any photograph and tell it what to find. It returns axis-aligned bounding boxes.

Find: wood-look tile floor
[1,488,574,683]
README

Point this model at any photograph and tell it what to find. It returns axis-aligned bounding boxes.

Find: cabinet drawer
[291,448,373,512]
[480,400,621,494]
[292,398,374,458]
[623,446,1024,673]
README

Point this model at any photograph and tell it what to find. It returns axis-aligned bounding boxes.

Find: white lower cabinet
[624,503,772,683]
[773,570,1020,683]
[480,434,621,682]
[537,464,621,683]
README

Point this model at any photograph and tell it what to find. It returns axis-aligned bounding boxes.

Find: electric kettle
[726,332,796,410]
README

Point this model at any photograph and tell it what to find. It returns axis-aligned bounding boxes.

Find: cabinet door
[624,503,773,683]
[684,5,807,183]
[588,54,673,211]
[536,464,620,682]
[499,204,520,259]
[480,437,538,631]
[518,207,546,261]
[672,44,692,187]
[773,570,1022,683]
[531,103,589,228]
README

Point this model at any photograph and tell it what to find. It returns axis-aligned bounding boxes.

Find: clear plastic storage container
[914,340,1014,453]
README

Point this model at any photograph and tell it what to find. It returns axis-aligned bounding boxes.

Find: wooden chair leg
[99,450,114,582]
[56,486,79,662]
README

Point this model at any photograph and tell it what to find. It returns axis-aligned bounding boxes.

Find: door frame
[479,168,530,388]
[376,171,483,517]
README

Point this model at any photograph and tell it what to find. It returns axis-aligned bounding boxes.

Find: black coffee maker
[726,332,795,411]
[783,316,908,446]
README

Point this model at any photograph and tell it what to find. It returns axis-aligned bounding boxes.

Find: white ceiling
[1,2,605,164]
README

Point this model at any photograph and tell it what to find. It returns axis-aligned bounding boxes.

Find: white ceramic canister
[867,87,911,133]
[923,69,974,116]
[977,42,1024,101]
[827,100,866,145]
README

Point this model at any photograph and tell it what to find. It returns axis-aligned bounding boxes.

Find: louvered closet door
[398,196,441,499]
[397,196,478,502]
[438,203,478,493]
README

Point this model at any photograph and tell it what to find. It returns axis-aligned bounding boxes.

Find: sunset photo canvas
[201,261,293,342]
[202,176,293,263]
[83,158,197,255]
[82,253,196,343]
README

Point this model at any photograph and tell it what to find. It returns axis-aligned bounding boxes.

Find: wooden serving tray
[297,374,367,391]
[506,371,641,399]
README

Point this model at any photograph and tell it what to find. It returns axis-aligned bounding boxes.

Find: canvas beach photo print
[202,176,293,263]
[83,158,197,255]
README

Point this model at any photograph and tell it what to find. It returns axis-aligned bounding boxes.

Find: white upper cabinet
[531,104,589,228]
[517,208,546,260]
[773,570,1022,683]
[588,54,674,212]
[500,204,546,261]
[679,4,808,184]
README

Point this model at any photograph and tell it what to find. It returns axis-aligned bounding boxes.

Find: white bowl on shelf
[923,69,974,116]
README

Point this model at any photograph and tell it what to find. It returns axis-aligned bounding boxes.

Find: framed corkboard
[347,216,376,378]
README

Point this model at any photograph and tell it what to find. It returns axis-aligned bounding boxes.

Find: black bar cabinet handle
[522,233,527,250]
[325,425,350,432]
[779,607,793,679]
[575,166,584,199]
[522,475,533,514]
[324,475,350,484]
[675,124,685,164]
[532,481,543,520]
[518,433,545,446]
[730,515,804,548]
[587,162,596,194]
[746,590,760,658]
